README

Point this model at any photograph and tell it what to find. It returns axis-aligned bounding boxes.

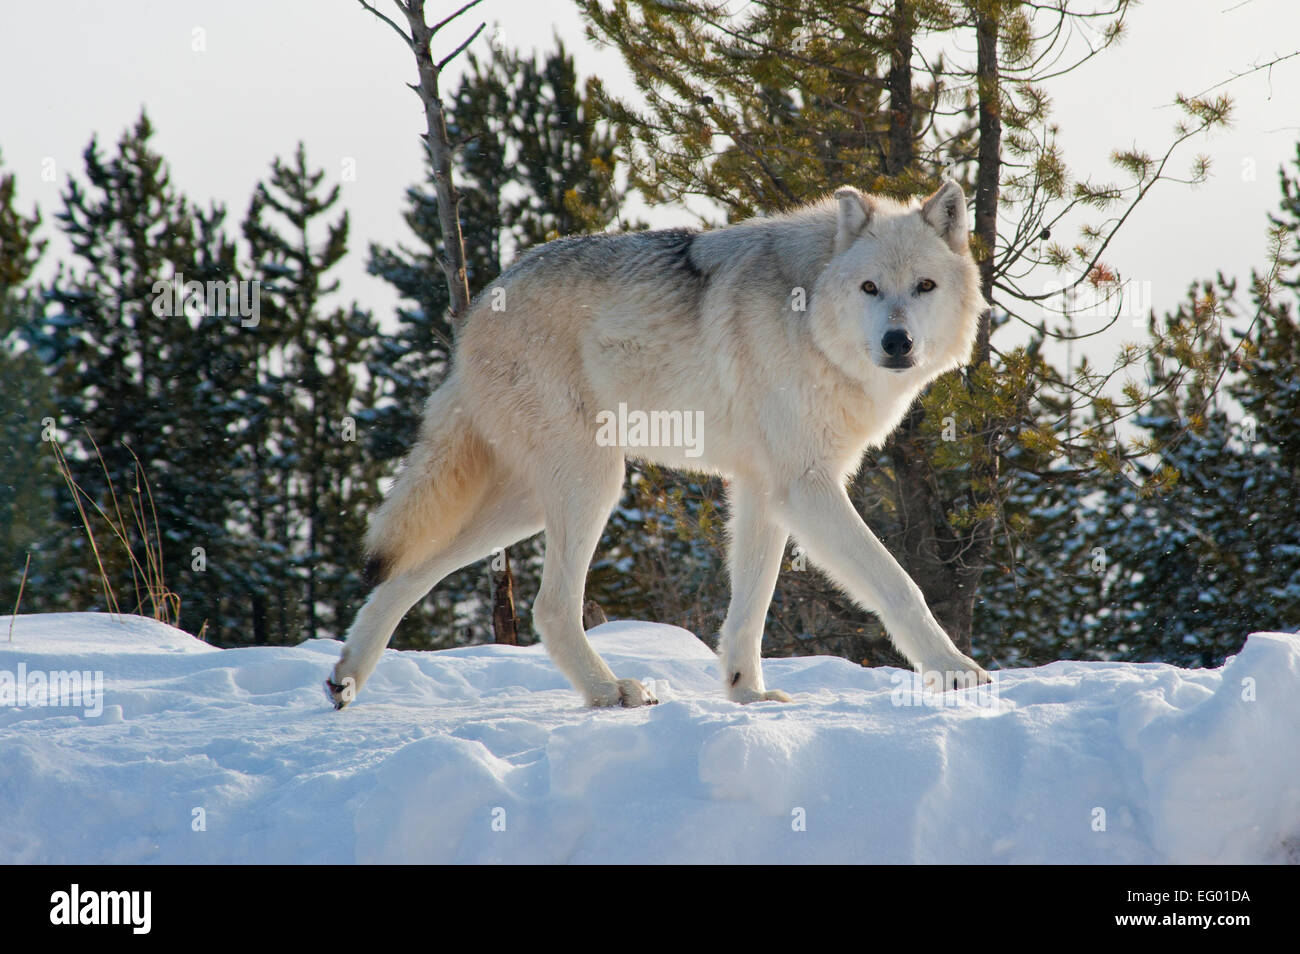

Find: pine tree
[242,143,385,645]
[31,112,246,632]
[1079,146,1300,665]
[0,149,59,611]
[504,39,623,245]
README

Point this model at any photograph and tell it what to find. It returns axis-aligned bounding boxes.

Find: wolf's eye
[861,281,878,295]
[916,279,936,293]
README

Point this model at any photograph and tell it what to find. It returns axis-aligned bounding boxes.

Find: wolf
[326,179,990,709]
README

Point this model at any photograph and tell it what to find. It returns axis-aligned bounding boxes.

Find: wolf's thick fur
[327,180,989,709]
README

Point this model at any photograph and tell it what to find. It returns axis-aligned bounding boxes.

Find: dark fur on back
[496,228,707,284]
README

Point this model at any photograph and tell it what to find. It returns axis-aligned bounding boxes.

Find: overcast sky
[2,0,1298,358]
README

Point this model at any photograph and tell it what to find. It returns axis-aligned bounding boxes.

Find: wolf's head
[810,180,983,384]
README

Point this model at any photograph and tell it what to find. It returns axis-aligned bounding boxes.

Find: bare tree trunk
[886,405,989,655]
[874,0,1000,656]
[949,0,1004,649]
[582,599,608,630]
[361,0,518,645]
[891,2,1002,654]
[489,550,517,645]
[885,0,914,178]
[397,1,478,325]
[973,1,1002,357]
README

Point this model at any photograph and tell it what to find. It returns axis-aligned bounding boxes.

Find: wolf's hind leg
[530,451,657,708]
[326,479,543,708]
[717,482,791,703]
[326,563,443,709]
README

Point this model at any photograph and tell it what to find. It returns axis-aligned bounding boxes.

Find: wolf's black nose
[882,329,913,357]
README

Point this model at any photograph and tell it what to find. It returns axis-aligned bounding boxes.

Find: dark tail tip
[362,553,392,589]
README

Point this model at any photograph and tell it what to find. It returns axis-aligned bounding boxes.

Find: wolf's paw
[729,687,793,704]
[920,655,991,693]
[589,678,659,708]
[324,673,357,710]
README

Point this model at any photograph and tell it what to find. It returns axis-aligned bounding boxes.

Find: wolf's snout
[881,329,913,357]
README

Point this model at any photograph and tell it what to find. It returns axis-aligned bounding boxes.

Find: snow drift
[1,612,1297,863]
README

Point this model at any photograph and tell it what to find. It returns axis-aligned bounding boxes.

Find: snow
[1,612,1297,864]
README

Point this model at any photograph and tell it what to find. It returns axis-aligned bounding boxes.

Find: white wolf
[326,179,990,709]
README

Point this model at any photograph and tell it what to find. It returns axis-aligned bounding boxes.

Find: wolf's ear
[921,179,969,253]
[834,187,872,253]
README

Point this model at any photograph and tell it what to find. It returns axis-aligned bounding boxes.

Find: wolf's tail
[362,379,492,585]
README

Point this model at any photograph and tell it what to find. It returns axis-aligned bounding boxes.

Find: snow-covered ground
[1,612,1297,864]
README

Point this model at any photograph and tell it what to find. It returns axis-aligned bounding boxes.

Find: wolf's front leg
[779,474,989,691]
[717,483,792,703]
